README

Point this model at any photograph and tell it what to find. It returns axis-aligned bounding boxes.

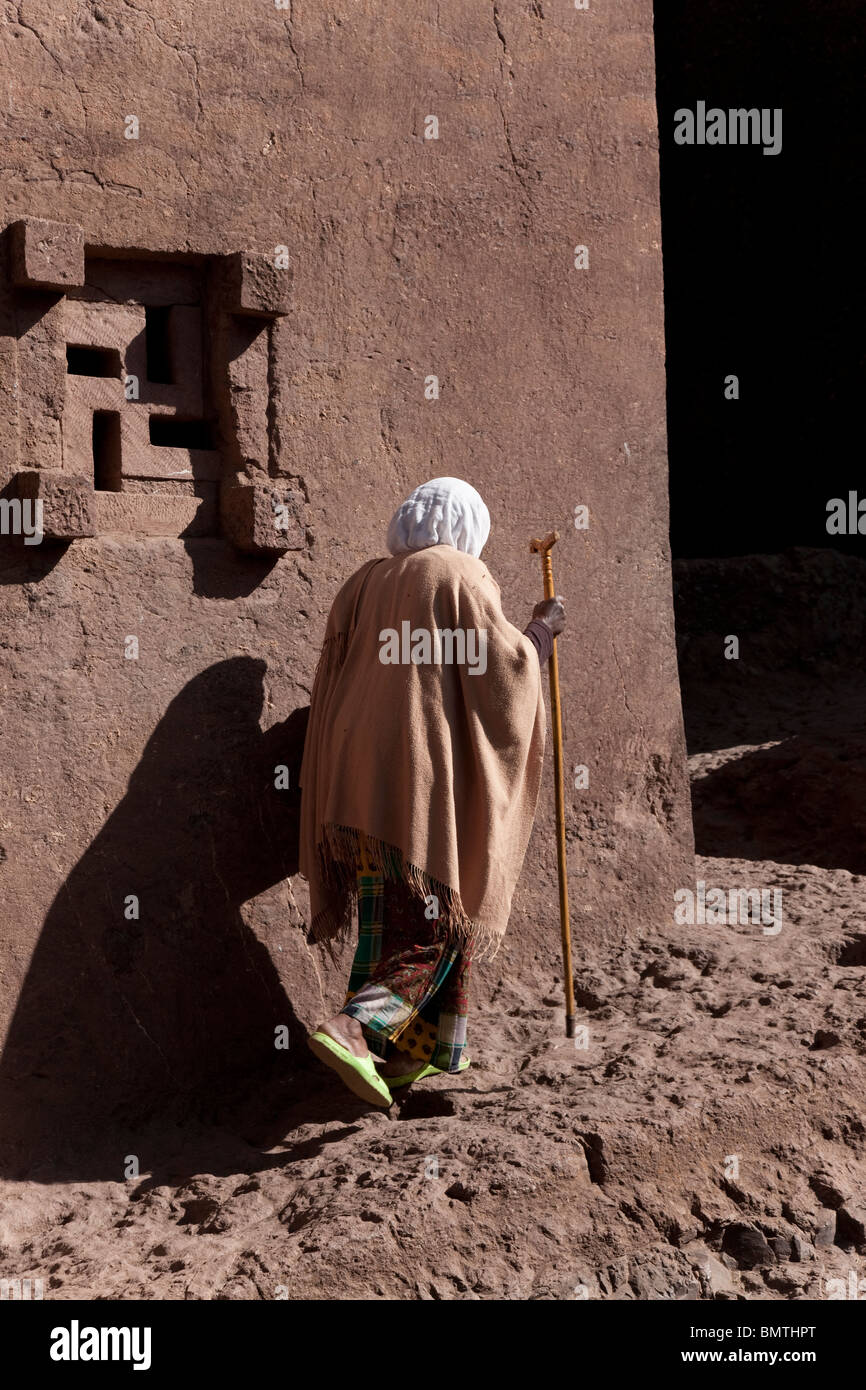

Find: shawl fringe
[309,821,505,962]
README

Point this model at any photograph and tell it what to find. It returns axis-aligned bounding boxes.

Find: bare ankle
[320,1012,368,1057]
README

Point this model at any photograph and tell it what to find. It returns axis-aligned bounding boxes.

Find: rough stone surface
[224,251,292,318]
[15,468,96,540]
[0,0,702,1294]
[220,482,306,554]
[10,217,84,291]
[92,489,217,538]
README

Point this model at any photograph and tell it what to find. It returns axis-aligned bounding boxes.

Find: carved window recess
[4,218,306,555]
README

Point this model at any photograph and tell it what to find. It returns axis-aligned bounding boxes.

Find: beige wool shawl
[298,544,546,959]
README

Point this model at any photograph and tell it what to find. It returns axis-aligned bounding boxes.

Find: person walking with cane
[300,477,566,1106]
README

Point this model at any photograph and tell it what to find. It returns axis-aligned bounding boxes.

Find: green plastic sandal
[386,1056,471,1089]
[307,1030,393,1108]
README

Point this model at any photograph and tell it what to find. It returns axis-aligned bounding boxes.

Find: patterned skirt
[340,866,472,1073]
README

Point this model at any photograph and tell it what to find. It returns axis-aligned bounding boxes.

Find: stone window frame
[3,217,305,554]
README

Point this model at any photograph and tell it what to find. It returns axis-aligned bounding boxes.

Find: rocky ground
[2,550,865,1301]
[1,847,865,1302]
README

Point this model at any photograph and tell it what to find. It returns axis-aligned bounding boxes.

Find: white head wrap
[386,476,491,558]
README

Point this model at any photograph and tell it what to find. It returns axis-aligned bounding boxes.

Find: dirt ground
[1,845,864,1301]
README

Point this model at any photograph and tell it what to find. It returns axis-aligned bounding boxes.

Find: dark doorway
[654,3,866,872]
[654,1,865,561]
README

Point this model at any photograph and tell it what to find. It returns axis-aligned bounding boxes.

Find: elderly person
[299,477,565,1106]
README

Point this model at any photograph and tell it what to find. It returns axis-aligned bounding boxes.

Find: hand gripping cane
[529,531,576,1038]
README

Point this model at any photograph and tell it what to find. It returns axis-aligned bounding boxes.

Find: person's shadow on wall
[0,658,312,1182]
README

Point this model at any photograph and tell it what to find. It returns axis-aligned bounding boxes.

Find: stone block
[221,482,305,553]
[224,252,291,317]
[92,489,217,538]
[10,218,85,291]
[122,431,223,483]
[12,292,67,471]
[224,318,270,468]
[15,469,96,541]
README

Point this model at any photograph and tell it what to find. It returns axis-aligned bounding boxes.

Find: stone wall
[0,0,692,1166]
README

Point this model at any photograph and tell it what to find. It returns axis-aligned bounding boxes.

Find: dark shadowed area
[655,0,865,559]
[0,655,310,1180]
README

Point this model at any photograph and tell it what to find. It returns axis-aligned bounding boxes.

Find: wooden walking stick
[529,531,576,1038]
